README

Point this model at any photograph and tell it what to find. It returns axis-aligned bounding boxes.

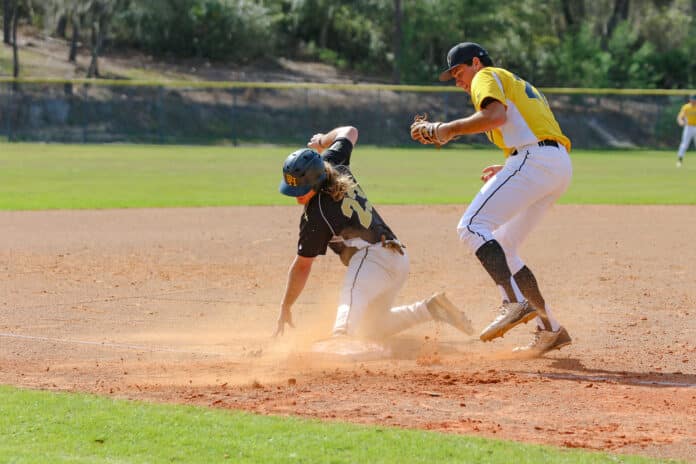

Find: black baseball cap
[439,42,490,82]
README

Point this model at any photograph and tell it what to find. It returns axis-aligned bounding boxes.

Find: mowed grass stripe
[0,143,693,210]
[0,386,675,464]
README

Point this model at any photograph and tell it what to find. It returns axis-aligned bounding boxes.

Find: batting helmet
[279,148,327,197]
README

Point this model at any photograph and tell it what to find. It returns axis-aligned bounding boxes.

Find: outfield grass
[0,386,678,464]
[0,143,693,210]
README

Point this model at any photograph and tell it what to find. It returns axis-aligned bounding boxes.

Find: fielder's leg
[474,240,536,341]
[459,146,572,342]
[475,239,523,303]
[458,153,541,305]
[676,125,694,166]
[493,190,567,332]
[459,153,549,341]
[491,154,573,355]
[513,266,555,331]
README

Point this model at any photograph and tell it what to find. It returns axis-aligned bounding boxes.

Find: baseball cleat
[512,326,572,357]
[676,159,683,168]
[425,292,475,335]
[479,301,536,342]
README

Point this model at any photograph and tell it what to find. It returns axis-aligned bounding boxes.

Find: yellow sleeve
[470,68,506,112]
[678,104,687,119]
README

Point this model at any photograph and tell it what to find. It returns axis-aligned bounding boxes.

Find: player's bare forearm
[280,255,314,310]
[275,255,314,336]
[439,101,507,141]
[308,126,359,151]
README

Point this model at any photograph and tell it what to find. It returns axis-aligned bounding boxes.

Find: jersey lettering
[341,186,373,228]
[515,74,548,106]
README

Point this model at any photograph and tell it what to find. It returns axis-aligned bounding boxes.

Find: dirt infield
[1,205,695,461]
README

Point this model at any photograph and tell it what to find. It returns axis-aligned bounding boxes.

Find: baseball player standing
[676,95,696,168]
[275,125,474,342]
[410,42,572,357]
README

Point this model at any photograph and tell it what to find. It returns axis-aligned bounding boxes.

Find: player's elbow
[481,102,507,129]
[293,255,315,272]
[488,107,507,127]
[335,126,359,145]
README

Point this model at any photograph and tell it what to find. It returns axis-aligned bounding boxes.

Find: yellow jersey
[678,103,696,126]
[470,67,571,156]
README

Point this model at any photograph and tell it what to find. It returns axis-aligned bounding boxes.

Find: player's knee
[457,223,490,252]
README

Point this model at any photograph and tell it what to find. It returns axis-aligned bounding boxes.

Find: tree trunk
[69,18,79,62]
[11,2,18,78]
[561,0,585,31]
[56,14,67,38]
[87,21,98,77]
[391,0,402,84]
[603,0,630,48]
[87,16,105,78]
[318,5,334,50]
[3,0,12,44]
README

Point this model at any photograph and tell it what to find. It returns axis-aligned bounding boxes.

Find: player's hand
[410,114,447,147]
[273,305,295,337]
[481,165,503,182]
[307,133,325,151]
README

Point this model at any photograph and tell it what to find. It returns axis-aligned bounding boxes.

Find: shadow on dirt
[522,357,696,388]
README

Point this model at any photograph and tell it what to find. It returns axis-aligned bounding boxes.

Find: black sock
[475,240,517,302]
[513,266,552,330]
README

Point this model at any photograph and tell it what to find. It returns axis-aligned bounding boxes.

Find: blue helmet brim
[279,179,312,197]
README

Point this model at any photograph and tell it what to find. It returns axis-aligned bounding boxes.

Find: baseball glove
[410,113,447,147]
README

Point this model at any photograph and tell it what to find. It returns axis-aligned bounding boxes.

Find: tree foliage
[16,0,696,87]
[114,0,274,61]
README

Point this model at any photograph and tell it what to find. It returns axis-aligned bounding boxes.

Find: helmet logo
[284,173,298,186]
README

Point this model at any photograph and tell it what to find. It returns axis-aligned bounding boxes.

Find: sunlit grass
[0,143,693,210]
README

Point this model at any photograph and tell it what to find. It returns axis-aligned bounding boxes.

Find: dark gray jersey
[297,138,397,258]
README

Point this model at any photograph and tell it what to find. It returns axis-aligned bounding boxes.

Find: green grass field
[0,386,678,464]
[0,143,693,210]
[0,142,690,463]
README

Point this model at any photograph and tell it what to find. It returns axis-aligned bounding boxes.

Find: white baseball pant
[332,245,432,339]
[678,125,696,159]
[457,143,573,329]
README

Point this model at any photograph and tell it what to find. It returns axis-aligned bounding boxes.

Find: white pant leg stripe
[345,247,370,333]
[466,151,532,241]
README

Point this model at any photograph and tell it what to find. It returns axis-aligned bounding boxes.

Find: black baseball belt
[510,139,559,156]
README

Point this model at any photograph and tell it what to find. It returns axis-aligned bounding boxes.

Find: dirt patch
[1,205,695,461]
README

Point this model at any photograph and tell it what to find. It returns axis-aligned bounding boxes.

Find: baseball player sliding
[275,125,474,342]
[676,94,696,167]
[411,42,572,357]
